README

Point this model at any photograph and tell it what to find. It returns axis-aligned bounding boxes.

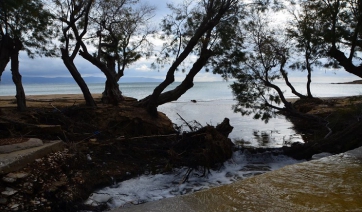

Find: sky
[2,0,361,83]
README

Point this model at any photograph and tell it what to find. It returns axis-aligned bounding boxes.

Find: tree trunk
[306,67,313,98]
[264,79,294,111]
[61,48,97,107]
[79,50,123,105]
[140,3,232,116]
[153,49,213,106]
[11,38,26,111]
[0,34,12,80]
[102,55,124,104]
[102,79,123,105]
[328,46,362,78]
[280,70,308,99]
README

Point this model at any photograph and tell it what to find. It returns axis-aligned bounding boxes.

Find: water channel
[116,147,362,211]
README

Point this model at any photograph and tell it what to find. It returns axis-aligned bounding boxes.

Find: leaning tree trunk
[153,49,213,106]
[0,34,12,80]
[11,38,26,111]
[61,48,96,107]
[139,3,232,116]
[280,69,308,99]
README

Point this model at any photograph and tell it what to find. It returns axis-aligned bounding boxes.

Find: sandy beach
[0,93,103,108]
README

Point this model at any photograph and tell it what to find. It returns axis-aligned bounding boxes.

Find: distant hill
[0,72,162,84]
[332,80,362,84]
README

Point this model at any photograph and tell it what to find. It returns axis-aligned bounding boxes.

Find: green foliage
[216,11,289,123]
[0,0,57,57]
[301,0,362,70]
[286,1,328,72]
[90,0,155,75]
[155,0,244,72]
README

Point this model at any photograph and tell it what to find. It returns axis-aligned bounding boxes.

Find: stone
[2,177,16,183]
[7,172,29,179]
[10,203,20,210]
[1,187,17,196]
[0,138,43,154]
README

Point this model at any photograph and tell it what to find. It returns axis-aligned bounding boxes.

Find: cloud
[135,64,152,72]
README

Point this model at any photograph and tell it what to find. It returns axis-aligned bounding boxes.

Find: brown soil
[0,94,234,211]
[285,96,362,159]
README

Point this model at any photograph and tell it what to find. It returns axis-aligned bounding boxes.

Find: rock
[1,187,17,196]
[10,203,19,210]
[7,172,29,179]
[0,138,43,154]
[2,177,16,183]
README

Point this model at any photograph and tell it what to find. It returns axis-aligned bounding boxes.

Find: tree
[75,0,155,104]
[0,0,56,111]
[304,0,362,78]
[286,1,328,99]
[138,0,242,116]
[54,0,97,107]
[87,0,155,104]
[224,13,295,122]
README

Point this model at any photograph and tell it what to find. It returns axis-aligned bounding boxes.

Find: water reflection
[234,130,303,148]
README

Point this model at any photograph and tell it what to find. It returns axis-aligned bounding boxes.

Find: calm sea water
[1,81,362,99]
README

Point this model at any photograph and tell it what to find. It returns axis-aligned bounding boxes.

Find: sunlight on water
[158,100,303,148]
[121,148,362,212]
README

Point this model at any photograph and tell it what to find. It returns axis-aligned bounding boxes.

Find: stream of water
[118,147,362,212]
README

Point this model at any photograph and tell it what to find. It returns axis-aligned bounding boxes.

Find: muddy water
[118,147,362,212]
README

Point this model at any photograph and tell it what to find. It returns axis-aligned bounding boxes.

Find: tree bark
[61,48,96,107]
[152,49,213,106]
[0,34,12,80]
[306,67,313,98]
[11,38,26,111]
[328,46,362,78]
[280,70,308,99]
[79,50,123,105]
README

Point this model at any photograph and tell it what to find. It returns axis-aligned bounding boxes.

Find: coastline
[1,94,362,211]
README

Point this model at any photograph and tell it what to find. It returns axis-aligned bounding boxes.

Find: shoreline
[1,93,362,211]
[0,93,358,100]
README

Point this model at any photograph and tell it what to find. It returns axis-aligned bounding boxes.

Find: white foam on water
[85,150,302,209]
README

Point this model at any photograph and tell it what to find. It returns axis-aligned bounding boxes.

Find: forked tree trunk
[61,48,96,107]
[11,38,26,111]
[280,70,308,99]
[79,50,123,105]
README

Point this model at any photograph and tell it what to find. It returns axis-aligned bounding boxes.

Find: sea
[1,80,362,209]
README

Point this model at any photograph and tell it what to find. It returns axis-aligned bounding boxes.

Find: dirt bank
[0,94,234,211]
[284,96,362,159]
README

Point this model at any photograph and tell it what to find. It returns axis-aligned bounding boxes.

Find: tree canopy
[0,0,56,110]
